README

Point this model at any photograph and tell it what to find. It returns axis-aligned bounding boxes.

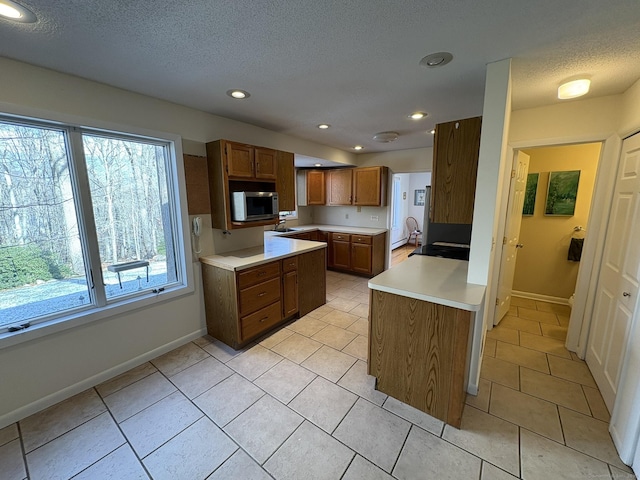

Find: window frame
[0,110,194,350]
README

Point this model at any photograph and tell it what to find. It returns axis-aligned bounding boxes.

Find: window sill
[0,282,194,351]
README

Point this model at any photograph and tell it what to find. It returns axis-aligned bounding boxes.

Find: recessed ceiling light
[314,163,322,167]
[558,79,590,100]
[409,112,427,120]
[226,89,250,99]
[0,0,37,23]
[419,52,453,68]
[430,129,436,134]
[317,124,330,129]
[373,132,399,143]
[354,145,364,151]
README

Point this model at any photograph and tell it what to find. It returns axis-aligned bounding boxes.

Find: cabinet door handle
[258,292,267,297]
[257,271,267,276]
[259,316,269,322]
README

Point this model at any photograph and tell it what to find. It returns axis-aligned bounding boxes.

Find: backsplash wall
[311,205,389,229]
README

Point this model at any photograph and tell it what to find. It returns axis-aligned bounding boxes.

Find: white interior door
[390,174,409,248]
[494,151,530,324]
[587,132,640,412]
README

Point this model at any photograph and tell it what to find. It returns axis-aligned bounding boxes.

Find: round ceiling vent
[373,131,399,143]
[419,52,453,68]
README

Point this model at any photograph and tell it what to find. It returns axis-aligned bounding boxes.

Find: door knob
[623,292,631,297]
[516,244,524,249]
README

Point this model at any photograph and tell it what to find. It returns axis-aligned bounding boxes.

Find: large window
[0,117,183,334]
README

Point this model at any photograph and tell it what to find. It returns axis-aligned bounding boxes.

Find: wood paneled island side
[367,256,485,428]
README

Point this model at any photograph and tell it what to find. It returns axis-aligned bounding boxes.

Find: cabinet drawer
[282,256,298,273]
[237,261,280,289]
[351,235,372,244]
[240,301,282,341]
[239,277,281,316]
[332,233,350,242]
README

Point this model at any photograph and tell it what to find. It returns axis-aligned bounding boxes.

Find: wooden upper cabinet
[254,147,277,180]
[353,166,388,206]
[431,116,482,224]
[276,151,295,211]
[206,139,282,230]
[226,142,254,178]
[225,141,277,182]
[327,169,353,205]
[307,170,326,205]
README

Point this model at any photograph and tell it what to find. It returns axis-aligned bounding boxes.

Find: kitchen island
[368,255,486,428]
[200,236,326,349]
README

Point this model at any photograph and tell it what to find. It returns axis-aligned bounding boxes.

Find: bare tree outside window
[0,120,180,329]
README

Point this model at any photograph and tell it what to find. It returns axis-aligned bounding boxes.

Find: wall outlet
[345,213,349,219]
[357,206,362,213]
[371,215,379,221]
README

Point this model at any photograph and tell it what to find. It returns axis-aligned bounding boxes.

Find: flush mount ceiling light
[0,0,37,22]
[409,112,427,120]
[317,124,330,129]
[557,79,591,99]
[226,89,250,99]
[314,163,322,167]
[419,52,453,68]
[353,145,364,151]
[372,131,399,143]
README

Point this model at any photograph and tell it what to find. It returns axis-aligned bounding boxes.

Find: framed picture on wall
[522,173,539,216]
[414,189,426,206]
[545,170,581,216]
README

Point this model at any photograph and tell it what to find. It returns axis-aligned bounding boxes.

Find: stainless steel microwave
[231,191,279,222]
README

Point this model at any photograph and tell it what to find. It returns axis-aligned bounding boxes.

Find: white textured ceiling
[1,1,639,153]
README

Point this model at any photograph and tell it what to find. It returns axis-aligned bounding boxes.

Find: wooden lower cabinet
[331,235,351,270]
[282,256,298,318]
[368,290,472,428]
[202,248,325,349]
[329,232,386,277]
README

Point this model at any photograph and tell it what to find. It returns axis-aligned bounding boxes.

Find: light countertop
[200,236,326,271]
[265,224,387,236]
[368,256,486,311]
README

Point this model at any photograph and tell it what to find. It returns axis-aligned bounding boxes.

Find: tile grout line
[16,419,29,480]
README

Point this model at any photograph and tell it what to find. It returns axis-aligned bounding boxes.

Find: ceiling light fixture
[419,52,453,68]
[409,112,427,120]
[430,129,436,134]
[372,131,399,143]
[314,163,322,167]
[557,79,591,100]
[317,124,330,129]
[226,89,250,99]
[354,145,364,151]
[0,0,37,22]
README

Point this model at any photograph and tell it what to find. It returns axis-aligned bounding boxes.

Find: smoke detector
[372,131,399,143]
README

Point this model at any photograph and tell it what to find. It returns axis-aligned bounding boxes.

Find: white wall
[311,205,388,229]
[0,57,360,427]
[357,147,432,173]
[466,59,513,395]
[407,172,431,232]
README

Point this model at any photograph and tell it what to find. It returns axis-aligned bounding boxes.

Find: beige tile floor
[2,278,637,479]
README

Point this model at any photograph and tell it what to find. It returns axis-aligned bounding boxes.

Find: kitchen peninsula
[200,235,326,349]
[368,255,486,428]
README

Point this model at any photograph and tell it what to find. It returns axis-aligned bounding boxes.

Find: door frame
[489,134,619,359]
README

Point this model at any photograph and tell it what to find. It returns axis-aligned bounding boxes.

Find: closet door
[587,132,640,462]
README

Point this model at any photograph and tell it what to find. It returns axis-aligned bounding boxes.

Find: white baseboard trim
[391,238,408,250]
[0,328,207,429]
[512,290,570,306]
